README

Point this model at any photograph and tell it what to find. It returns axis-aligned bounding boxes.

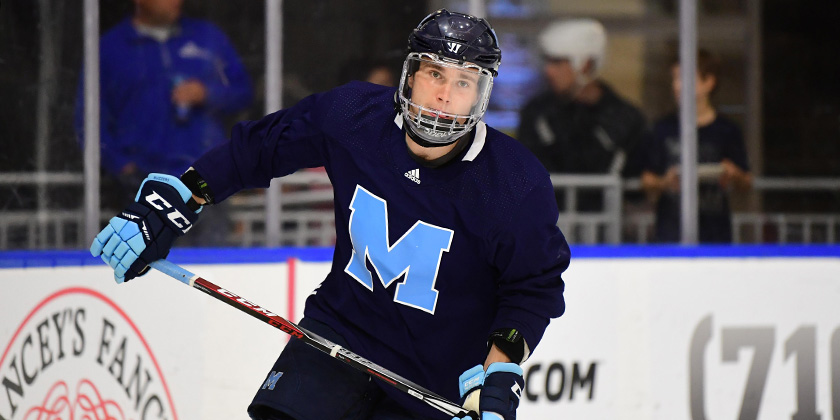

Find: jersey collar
[393,113,487,163]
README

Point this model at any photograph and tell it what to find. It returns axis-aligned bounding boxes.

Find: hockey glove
[453,363,524,420]
[454,364,484,419]
[90,173,200,283]
[480,362,524,420]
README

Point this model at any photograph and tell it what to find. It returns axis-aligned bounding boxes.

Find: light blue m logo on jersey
[344,185,453,314]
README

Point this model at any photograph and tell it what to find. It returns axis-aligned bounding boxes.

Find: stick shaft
[149,259,467,417]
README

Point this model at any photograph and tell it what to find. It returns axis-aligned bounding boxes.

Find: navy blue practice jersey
[192,81,570,418]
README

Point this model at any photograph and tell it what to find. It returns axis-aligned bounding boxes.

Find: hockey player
[91,9,569,420]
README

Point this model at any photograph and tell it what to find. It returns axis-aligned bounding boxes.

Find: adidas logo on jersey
[404,169,420,184]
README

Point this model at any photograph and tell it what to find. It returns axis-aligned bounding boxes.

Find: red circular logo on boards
[0,288,178,420]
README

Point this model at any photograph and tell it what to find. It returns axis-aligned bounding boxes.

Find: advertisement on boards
[2,249,839,419]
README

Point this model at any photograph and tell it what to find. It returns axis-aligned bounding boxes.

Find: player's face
[397,54,494,147]
[409,61,481,119]
[543,57,577,95]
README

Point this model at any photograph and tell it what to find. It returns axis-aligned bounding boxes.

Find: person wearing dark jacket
[518,19,649,213]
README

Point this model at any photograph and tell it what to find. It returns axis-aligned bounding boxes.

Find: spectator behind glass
[74,0,253,199]
[74,0,253,246]
[517,19,649,213]
[641,49,753,243]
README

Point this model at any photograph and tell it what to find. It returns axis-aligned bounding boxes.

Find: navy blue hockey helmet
[399,9,502,146]
[408,9,502,76]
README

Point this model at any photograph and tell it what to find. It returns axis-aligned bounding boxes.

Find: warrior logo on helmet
[446,42,464,54]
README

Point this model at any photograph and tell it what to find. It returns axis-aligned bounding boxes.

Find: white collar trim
[462,121,486,162]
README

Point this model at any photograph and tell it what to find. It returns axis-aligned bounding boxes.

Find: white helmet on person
[538,19,606,80]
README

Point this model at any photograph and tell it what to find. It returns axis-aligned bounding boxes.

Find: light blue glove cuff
[485,362,523,377]
[134,173,201,213]
[458,364,485,398]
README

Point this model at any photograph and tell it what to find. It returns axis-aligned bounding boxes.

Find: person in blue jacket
[90,9,569,420]
[74,0,253,193]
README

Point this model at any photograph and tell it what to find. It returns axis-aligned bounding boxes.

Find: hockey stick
[149,259,473,419]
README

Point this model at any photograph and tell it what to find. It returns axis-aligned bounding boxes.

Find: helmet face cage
[398,52,494,145]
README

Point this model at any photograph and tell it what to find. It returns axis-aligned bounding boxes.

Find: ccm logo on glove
[145,190,193,233]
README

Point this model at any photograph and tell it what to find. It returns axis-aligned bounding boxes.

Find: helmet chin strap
[395,93,462,149]
[405,124,456,148]
[571,58,599,96]
[573,71,595,94]
[405,128,472,169]
[403,114,467,148]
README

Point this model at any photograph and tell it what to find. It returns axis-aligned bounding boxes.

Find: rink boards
[1,246,838,420]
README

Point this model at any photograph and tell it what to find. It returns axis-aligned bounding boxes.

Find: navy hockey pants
[247,317,429,420]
